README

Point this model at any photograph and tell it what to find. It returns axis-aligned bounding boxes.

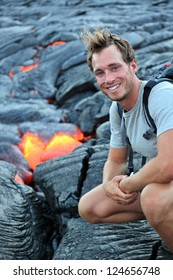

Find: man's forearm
[120,155,173,193]
[103,160,126,184]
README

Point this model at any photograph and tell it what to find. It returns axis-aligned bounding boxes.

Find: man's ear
[131,59,138,73]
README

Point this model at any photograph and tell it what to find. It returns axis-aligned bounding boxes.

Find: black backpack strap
[141,155,146,167]
[143,79,173,139]
[127,144,134,175]
[143,80,158,139]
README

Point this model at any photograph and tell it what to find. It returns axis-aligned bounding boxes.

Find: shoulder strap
[143,80,158,139]
[143,80,157,131]
[143,79,173,139]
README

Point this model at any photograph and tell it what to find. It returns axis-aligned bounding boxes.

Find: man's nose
[105,71,115,83]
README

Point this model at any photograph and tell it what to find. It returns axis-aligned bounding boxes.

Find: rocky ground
[0,0,173,260]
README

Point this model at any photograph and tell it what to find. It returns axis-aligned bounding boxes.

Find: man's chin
[109,95,125,102]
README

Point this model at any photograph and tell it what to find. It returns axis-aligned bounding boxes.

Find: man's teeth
[108,84,120,91]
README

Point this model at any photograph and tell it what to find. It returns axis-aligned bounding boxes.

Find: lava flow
[8,40,66,77]
[19,130,83,170]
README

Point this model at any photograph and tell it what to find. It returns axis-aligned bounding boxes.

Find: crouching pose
[78,27,173,253]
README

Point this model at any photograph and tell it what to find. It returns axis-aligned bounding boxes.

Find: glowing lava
[19,131,83,170]
[41,133,82,162]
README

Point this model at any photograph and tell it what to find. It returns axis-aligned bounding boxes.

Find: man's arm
[119,129,173,193]
[103,147,128,183]
[102,147,138,204]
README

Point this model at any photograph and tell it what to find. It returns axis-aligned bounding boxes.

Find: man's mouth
[107,84,120,92]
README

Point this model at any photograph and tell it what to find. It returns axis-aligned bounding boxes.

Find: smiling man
[78,27,173,253]
[93,45,139,106]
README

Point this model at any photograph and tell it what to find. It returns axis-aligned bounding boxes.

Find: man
[78,27,173,253]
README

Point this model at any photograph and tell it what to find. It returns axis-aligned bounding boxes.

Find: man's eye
[112,66,119,71]
[95,72,103,77]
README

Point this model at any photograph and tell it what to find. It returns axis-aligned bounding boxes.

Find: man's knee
[78,195,100,224]
[140,183,165,227]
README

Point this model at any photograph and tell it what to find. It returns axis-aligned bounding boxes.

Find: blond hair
[80,27,136,71]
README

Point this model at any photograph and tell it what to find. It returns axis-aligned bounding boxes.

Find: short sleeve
[109,102,128,148]
[148,82,173,137]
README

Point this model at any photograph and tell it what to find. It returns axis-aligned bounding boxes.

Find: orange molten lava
[49,41,66,46]
[41,133,82,162]
[8,41,66,77]
[21,61,40,72]
[19,131,83,170]
[19,132,45,170]
[15,174,24,184]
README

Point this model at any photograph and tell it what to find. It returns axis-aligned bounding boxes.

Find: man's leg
[78,183,145,224]
[141,182,173,252]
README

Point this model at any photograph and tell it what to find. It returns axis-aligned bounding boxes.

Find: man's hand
[119,175,135,194]
[103,175,138,205]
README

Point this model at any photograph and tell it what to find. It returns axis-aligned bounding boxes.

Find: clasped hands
[103,175,138,205]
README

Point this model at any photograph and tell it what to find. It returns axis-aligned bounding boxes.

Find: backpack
[118,61,173,174]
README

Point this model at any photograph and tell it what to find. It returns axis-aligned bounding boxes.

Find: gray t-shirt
[109,80,173,162]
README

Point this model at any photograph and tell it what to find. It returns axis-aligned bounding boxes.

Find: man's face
[92,45,137,102]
